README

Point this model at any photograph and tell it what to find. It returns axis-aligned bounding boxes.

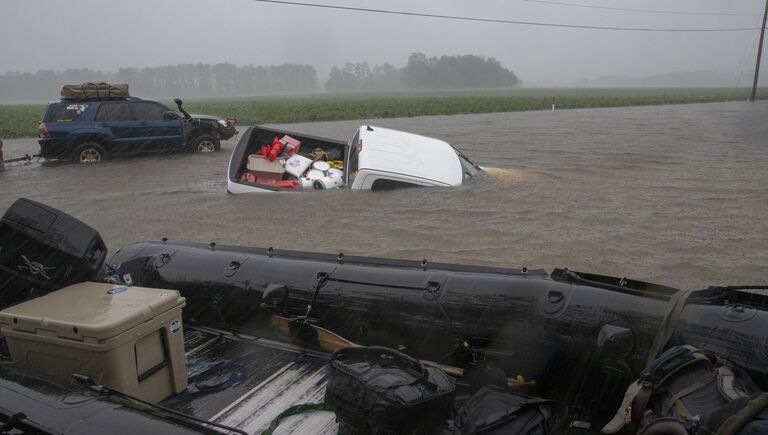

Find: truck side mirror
[173,98,183,107]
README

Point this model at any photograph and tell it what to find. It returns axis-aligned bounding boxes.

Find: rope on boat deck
[261,402,334,435]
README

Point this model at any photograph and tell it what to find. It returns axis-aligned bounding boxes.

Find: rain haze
[1,1,768,433]
[1,0,766,89]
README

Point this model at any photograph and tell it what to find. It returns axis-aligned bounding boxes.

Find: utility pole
[751,0,768,102]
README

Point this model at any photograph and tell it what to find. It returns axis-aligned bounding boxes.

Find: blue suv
[38,97,237,163]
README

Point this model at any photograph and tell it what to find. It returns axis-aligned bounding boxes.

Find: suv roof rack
[59,96,144,102]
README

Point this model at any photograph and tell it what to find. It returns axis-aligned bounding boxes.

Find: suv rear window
[47,103,90,122]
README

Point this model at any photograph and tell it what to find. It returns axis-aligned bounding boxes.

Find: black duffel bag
[325,346,456,435]
[448,385,568,435]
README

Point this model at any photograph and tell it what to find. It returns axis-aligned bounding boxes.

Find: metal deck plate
[164,327,338,434]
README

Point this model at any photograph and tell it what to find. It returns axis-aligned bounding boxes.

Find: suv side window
[95,102,132,122]
[132,102,167,121]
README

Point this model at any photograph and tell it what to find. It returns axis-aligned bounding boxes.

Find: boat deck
[164,326,338,435]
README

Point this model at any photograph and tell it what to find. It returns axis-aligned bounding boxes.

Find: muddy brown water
[1,101,766,290]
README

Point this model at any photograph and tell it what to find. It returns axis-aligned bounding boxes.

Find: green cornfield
[0,104,46,140]
[1,88,765,140]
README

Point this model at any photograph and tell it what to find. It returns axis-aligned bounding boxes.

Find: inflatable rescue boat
[0,198,766,434]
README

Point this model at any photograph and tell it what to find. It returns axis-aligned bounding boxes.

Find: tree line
[0,53,519,103]
[328,53,519,92]
[0,63,318,103]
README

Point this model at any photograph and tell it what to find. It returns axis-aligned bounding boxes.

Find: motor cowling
[0,198,107,309]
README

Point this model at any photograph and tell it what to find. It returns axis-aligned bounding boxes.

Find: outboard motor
[0,198,107,308]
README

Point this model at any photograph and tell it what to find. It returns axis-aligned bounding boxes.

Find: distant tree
[401,52,432,89]
[325,62,372,92]
[326,66,343,91]
[401,52,518,90]
[370,63,403,91]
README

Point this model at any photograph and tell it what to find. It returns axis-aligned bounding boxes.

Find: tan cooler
[0,282,187,403]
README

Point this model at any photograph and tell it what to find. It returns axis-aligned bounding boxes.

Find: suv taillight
[39,122,50,139]
[226,117,236,126]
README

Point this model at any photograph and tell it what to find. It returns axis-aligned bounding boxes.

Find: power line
[520,0,762,17]
[250,0,761,32]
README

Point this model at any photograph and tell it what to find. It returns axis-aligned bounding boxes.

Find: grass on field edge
[1,88,766,140]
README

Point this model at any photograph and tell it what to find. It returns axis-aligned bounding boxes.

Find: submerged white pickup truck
[227,125,482,193]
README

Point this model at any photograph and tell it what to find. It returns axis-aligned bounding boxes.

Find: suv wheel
[72,142,107,164]
[191,134,220,153]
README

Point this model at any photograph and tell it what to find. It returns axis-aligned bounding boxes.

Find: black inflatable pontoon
[107,239,768,429]
[1,198,766,434]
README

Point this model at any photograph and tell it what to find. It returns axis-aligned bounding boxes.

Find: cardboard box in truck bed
[247,154,284,180]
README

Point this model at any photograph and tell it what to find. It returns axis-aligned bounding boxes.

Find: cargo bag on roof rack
[324,346,456,435]
[61,82,129,99]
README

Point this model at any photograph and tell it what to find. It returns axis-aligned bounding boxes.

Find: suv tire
[190,134,220,153]
[71,142,107,164]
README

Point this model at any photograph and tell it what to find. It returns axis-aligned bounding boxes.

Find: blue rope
[104,262,127,285]
[162,359,246,406]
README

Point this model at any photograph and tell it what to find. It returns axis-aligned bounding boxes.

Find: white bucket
[312,161,330,172]
[313,172,345,190]
[306,169,325,180]
[300,177,314,189]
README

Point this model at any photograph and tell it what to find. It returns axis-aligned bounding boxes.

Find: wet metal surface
[172,327,337,435]
[1,101,766,290]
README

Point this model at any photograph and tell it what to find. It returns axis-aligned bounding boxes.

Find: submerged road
[0,101,766,290]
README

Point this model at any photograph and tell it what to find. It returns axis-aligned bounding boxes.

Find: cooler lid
[0,282,185,342]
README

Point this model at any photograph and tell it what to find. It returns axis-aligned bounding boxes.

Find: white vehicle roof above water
[227,124,482,193]
[346,126,463,189]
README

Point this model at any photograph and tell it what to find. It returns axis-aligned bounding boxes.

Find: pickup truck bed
[227,126,347,193]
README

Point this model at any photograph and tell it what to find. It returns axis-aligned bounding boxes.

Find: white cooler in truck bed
[0,282,187,403]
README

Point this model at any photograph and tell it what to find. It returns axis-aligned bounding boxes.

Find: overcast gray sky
[1,0,765,85]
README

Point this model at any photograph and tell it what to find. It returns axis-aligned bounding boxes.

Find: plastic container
[300,177,314,189]
[306,169,325,180]
[284,154,313,178]
[279,135,301,155]
[312,161,330,172]
[0,282,187,403]
[312,172,345,190]
[255,176,277,185]
[274,180,300,189]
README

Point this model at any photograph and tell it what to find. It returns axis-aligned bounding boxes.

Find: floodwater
[1,101,766,290]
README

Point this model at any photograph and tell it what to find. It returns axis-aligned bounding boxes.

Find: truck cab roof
[352,126,464,188]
